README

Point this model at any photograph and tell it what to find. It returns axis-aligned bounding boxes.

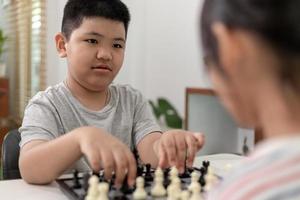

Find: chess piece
[167,186,177,200]
[180,190,190,200]
[137,165,144,177]
[97,182,109,200]
[151,176,166,197]
[169,166,179,182]
[202,161,210,175]
[151,168,166,197]
[83,172,91,192]
[144,163,153,182]
[85,175,99,200]
[72,170,81,189]
[188,171,200,192]
[202,160,210,169]
[243,137,249,155]
[172,177,182,199]
[155,167,163,177]
[190,182,202,200]
[167,176,181,199]
[198,175,206,188]
[204,166,217,191]
[133,176,147,200]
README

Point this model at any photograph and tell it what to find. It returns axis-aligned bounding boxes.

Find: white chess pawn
[169,166,179,181]
[133,176,147,200]
[167,176,181,199]
[97,182,109,200]
[151,176,166,197]
[151,169,166,197]
[188,171,200,192]
[180,190,190,200]
[173,177,182,199]
[85,175,99,200]
[155,167,164,177]
[205,166,218,191]
[167,186,177,200]
[190,182,202,200]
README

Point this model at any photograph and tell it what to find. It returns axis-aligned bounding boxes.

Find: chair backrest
[1,129,21,180]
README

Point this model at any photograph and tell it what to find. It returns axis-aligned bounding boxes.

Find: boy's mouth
[91,65,112,71]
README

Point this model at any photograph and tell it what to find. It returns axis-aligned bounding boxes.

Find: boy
[19,0,204,186]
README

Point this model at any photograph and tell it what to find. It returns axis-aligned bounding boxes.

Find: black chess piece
[83,172,91,192]
[202,160,210,169]
[243,137,249,155]
[199,175,206,189]
[137,165,144,177]
[119,175,135,195]
[112,188,130,200]
[179,167,193,179]
[92,171,101,178]
[72,170,81,189]
[199,166,207,176]
[162,168,171,188]
[144,163,153,182]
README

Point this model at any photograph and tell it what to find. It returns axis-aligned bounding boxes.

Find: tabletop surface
[0,153,243,200]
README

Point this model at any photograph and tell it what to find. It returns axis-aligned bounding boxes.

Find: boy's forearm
[19,128,84,184]
[137,132,161,167]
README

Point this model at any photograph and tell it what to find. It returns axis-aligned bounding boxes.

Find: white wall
[46,0,210,117]
[46,0,67,86]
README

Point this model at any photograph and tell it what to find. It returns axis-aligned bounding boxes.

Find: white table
[0,153,243,200]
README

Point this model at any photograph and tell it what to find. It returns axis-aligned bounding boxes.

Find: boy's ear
[55,33,67,58]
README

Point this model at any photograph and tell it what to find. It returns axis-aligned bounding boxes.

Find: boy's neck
[64,78,109,111]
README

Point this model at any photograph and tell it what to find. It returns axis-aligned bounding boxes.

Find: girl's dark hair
[201,0,300,91]
[62,0,130,40]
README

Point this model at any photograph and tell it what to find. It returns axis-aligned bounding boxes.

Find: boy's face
[60,17,126,92]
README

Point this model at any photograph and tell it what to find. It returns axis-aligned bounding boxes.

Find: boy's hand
[153,130,204,173]
[75,127,136,187]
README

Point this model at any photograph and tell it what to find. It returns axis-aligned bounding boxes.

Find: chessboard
[56,161,220,200]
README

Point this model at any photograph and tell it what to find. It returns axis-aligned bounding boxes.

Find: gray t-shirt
[19,82,161,172]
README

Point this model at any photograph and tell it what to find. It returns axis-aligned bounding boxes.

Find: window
[2,0,46,123]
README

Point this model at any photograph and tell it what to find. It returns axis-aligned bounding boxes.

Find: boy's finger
[113,150,128,187]
[185,136,196,167]
[101,151,115,181]
[163,137,177,166]
[85,147,101,172]
[158,144,168,168]
[126,151,137,187]
[174,136,186,173]
[193,132,205,149]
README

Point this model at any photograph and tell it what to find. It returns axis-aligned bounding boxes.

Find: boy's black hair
[201,0,300,91]
[62,0,130,40]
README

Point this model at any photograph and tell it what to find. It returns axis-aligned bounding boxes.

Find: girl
[201,0,300,199]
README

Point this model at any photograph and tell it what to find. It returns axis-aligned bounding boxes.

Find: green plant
[149,98,183,129]
[0,28,7,61]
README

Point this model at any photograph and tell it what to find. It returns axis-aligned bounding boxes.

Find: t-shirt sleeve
[132,90,162,146]
[19,100,61,148]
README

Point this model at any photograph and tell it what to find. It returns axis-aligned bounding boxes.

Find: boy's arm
[136,132,161,167]
[19,128,82,184]
[19,127,137,186]
[137,130,204,172]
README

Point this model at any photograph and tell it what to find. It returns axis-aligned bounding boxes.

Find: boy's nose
[96,48,112,61]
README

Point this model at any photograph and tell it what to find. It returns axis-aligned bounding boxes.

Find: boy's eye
[113,44,123,49]
[85,39,98,44]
